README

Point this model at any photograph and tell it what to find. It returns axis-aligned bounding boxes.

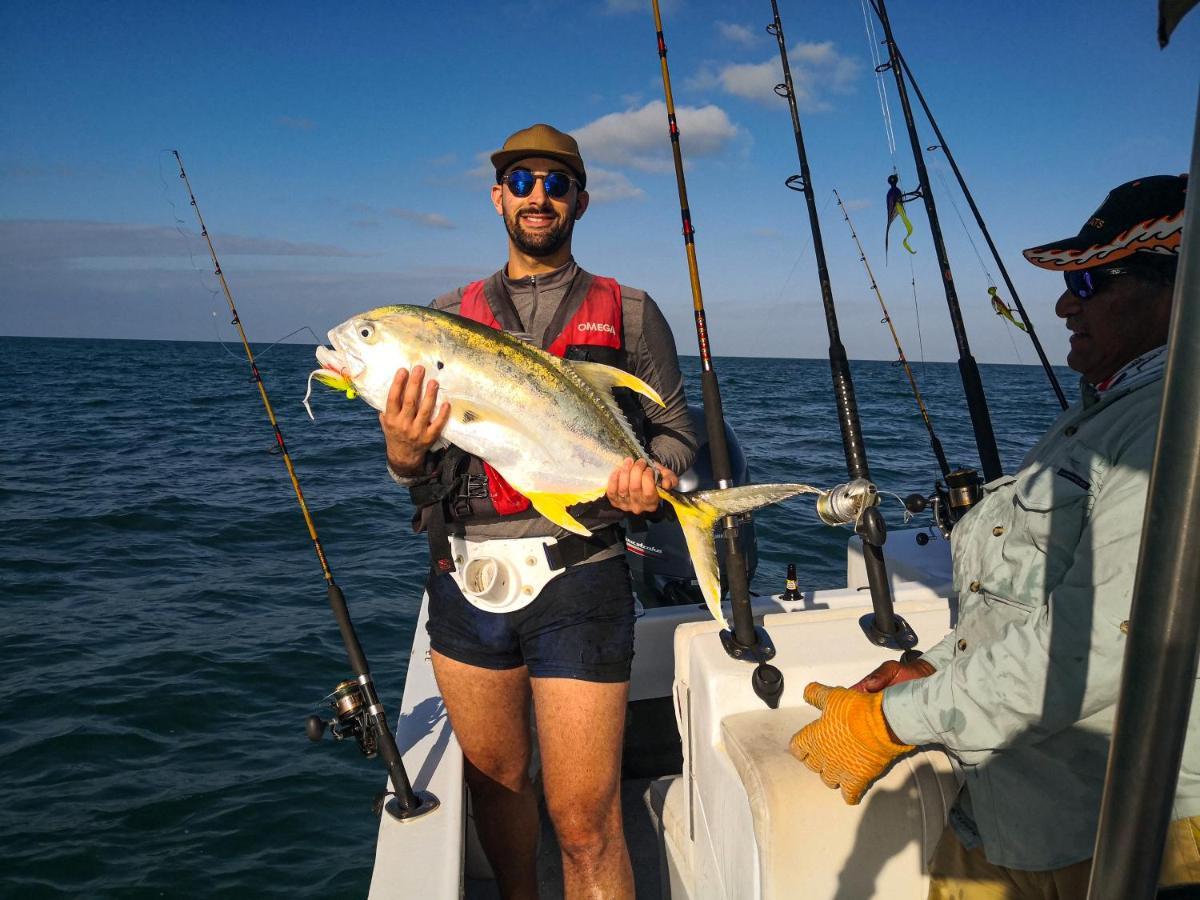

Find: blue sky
[1,0,1196,363]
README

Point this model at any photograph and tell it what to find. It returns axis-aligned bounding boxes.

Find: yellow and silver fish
[308,304,819,626]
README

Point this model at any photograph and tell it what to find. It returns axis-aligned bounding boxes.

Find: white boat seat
[721,707,959,899]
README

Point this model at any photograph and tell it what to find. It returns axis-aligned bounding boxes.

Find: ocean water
[0,336,1071,898]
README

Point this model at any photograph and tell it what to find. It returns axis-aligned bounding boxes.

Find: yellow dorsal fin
[568,361,665,408]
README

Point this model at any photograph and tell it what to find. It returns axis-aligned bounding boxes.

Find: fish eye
[357,322,375,342]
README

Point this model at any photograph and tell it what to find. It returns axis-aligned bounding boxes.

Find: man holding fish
[379,124,697,899]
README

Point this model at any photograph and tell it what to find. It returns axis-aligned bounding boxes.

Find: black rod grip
[723,521,757,648]
[700,371,733,486]
[858,508,896,635]
[327,583,369,676]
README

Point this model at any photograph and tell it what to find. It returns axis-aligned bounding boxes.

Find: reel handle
[306,714,328,742]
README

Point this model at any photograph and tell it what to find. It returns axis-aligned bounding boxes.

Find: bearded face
[502,194,578,257]
[492,157,588,262]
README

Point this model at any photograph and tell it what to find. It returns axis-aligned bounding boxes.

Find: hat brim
[1023,212,1183,271]
[490,149,586,190]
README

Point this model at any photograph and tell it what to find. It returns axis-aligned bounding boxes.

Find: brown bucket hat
[490,123,587,189]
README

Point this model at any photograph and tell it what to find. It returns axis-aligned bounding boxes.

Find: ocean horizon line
[0,333,1070,370]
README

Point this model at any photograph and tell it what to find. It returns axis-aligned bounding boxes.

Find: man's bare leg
[533,677,633,899]
[431,650,539,900]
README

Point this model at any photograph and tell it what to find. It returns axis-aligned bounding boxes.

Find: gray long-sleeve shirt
[421,258,697,544]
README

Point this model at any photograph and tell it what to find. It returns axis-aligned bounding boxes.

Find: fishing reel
[306,678,379,759]
[904,467,983,539]
[816,478,880,527]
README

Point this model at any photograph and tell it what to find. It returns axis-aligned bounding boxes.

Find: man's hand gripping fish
[307,304,821,627]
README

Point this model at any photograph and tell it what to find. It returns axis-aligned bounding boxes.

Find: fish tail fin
[661,482,823,628]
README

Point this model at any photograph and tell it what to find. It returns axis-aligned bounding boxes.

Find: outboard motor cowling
[626,405,758,608]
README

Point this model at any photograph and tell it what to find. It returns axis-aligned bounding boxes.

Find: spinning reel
[905,467,984,540]
[306,678,379,759]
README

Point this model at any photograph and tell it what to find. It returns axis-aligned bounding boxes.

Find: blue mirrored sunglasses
[1063,266,1133,300]
[499,168,579,199]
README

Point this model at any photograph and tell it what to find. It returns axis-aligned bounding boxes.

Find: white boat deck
[370,527,958,899]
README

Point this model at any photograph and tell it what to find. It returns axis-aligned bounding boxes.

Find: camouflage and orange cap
[1023,174,1186,271]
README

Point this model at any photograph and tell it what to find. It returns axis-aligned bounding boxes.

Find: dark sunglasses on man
[1064,266,1134,300]
[499,168,580,200]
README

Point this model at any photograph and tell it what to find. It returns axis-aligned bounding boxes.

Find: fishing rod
[833,188,950,480]
[172,150,437,823]
[869,0,1004,482]
[651,0,785,707]
[764,0,913,651]
[895,48,1068,411]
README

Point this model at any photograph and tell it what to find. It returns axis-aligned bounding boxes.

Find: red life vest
[458,274,624,515]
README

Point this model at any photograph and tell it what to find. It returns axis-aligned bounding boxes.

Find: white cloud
[716,59,782,103]
[0,219,364,263]
[584,167,645,203]
[1,161,78,178]
[275,115,317,131]
[464,152,494,185]
[385,208,456,230]
[717,22,759,47]
[571,101,740,174]
[456,100,735,203]
[697,41,859,109]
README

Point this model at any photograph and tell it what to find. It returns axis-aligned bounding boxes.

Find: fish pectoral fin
[449,400,542,444]
[569,361,665,408]
[523,490,603,536]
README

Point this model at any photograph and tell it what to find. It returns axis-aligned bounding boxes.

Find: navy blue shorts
[425,554,636,682]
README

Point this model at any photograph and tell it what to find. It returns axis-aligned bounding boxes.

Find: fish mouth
[315,344,353,380]
[316,329,368,383]
[305,334,366,420]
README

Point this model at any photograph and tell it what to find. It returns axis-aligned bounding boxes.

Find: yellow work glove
[788,681,915,805]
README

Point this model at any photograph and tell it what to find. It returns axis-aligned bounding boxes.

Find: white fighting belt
[447,534,566,614]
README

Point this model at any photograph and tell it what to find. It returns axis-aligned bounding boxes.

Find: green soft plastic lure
[989,287,1028,333]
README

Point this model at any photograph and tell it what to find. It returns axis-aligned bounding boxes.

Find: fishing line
[933,167,1025,365]
[834,188,950,478]
[160,150,226,311]
[861,0,897,161]
[159,150,324,365]
[770,191,834,310]
[908,256,927,376]
[170,149,436,822]
[934,167,993,284]
[766,0,915,652]
[892,49,1067,409]
[868,0,1005,481]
